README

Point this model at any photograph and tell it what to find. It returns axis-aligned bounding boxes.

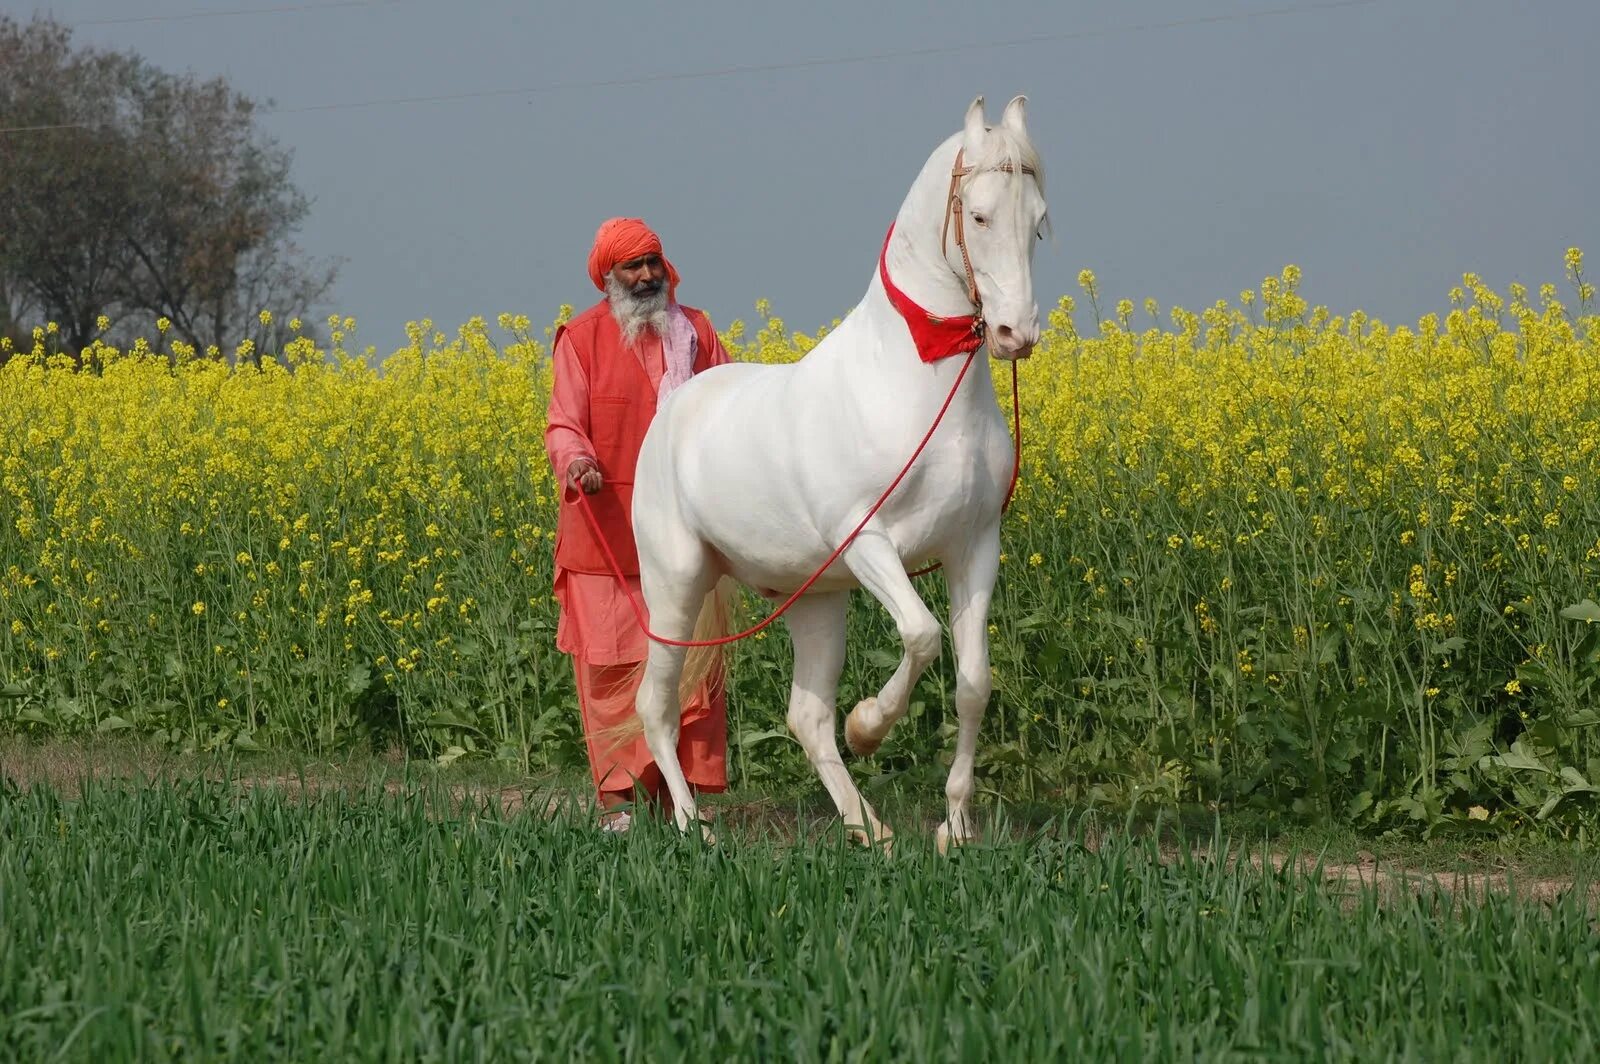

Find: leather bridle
[940,147,1037,347]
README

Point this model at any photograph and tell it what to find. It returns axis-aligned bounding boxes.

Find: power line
[72,1,402,28]
[1,0,1381,135]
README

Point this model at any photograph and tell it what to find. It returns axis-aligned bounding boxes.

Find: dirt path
[4,738,1594,909]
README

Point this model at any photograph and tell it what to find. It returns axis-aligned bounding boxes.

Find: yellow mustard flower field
[4,254,1598,830]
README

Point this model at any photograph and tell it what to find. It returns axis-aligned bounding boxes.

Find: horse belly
[658,371,844,585]
[710,431,1006,591]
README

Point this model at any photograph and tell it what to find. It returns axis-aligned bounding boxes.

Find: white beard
[605,272,670,346]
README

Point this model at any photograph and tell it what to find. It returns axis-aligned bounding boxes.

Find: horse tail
[593,576,740,746]
[678,575,737,704]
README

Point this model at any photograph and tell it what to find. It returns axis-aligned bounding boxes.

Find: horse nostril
[994,324,1015,345]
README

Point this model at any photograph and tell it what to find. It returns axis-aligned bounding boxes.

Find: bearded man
[545,217,732,832]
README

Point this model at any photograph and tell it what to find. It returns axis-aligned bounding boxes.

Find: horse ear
[1001,94,1028,135]
[962,95,987,154]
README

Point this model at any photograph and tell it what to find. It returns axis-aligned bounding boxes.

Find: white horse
[630,94,1046,849]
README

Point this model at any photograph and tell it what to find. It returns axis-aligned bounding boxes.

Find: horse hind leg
[781,591,891,849]
[634,548,718,841]
[840,530,943,759]
[936,529,1001,854]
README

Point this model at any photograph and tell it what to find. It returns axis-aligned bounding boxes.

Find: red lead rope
[572,354,1023,648]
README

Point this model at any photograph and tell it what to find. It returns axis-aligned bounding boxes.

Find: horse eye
[972,213,988,227]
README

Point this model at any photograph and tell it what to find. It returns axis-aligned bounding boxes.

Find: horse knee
[955,661,992,711]
[900,612,941,667]
[786,698,831,743]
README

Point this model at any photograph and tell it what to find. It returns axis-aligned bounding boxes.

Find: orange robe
[545,303,731,799]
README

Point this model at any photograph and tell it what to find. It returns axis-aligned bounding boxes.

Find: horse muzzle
[988,321,1038,360]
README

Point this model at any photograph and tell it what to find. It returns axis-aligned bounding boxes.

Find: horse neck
[853,138,998,409]
[880,139,976,321]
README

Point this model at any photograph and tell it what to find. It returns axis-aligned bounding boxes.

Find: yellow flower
[1,247,1593,775]
[191,602,206,616]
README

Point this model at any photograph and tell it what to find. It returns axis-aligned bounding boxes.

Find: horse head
[946,95,1047,360]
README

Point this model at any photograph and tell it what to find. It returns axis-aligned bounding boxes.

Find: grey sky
[17,0,1599,351]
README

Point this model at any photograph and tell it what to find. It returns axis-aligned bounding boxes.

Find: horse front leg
[840,529,943,759]
[781,591,890,848]
[937,524,1001,853]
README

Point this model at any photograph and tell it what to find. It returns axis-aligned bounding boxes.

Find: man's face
[612,252,667,299]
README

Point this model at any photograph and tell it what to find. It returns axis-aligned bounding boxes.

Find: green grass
[3,778,1599,1061]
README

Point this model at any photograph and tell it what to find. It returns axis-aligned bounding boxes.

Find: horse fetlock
[945,756,976,796]
[844,696,886,756]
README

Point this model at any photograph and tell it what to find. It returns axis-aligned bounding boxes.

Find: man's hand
[567,456,603,495]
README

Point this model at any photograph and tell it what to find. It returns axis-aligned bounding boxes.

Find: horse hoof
[844,698,883,756]
[677,812,717,845]
[847,823,894,855]
[936,822,975,855]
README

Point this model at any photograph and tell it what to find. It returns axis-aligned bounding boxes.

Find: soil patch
[5,737,1594,909]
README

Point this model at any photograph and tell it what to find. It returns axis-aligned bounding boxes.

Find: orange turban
[587,217,681,300]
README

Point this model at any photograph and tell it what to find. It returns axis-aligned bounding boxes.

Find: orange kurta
[545,301,731,797]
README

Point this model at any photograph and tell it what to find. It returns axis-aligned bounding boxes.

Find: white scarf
[658,303,696,408]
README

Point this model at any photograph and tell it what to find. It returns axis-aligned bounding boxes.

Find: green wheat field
[3,774,1599,1061]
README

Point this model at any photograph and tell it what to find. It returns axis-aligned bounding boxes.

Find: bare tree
[0,15,338,361]
[0,19,140,352]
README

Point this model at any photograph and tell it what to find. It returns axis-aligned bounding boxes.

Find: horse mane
[962,124,1045,195]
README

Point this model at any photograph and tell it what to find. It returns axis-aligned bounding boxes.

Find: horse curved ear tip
[964,96,987,137]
